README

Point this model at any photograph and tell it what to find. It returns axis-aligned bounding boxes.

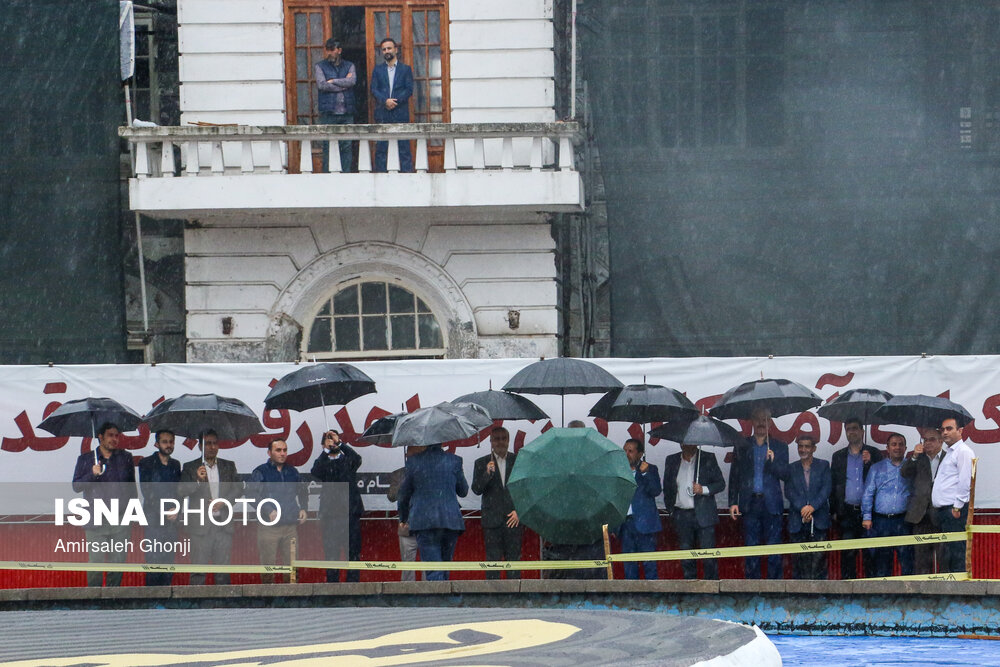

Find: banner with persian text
[1,356,998,511]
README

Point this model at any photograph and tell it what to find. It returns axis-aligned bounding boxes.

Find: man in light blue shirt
[862,433,913,577]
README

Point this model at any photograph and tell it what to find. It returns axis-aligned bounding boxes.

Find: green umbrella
[507,427,637,544]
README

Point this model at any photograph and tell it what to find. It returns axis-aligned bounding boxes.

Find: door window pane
[390,11,402,43]
[413,10,426,42]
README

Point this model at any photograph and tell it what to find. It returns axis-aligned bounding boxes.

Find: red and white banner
[1,356,998,509]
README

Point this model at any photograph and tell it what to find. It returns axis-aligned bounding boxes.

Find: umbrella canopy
[507,428,637,544]
[817,388,894,425]
[358,412,405,446]
[648,415,745,448]
[502,357,623,396]
[873,394,974,429]
[143,393,264,441]
[451,389,549,421]
[589,384,698,424]
[263,362,376,412]
[391,401,493,448]
[37,397,142,436]
[709,378,821,421]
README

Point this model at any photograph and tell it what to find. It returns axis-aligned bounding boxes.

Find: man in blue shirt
[862,432,913,577]
[249,438,308,583]
[138,430,181,586]
[831,418,882,579]
[71,422,136,587]
[728,408,789,579]
[370,37,414,173]
[315,38,357,172]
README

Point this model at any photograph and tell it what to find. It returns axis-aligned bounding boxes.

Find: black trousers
[673,508,717,580]
[483,525,523,580]
[838,505,873,579]
[323,513,362,583]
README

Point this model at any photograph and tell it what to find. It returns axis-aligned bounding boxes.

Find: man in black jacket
[830,419,882,579]
[311,430,364,582]
[663,444,725,579]
[902,427,946,574]
[472,427,521,579]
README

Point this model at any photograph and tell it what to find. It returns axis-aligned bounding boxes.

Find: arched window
[305,281,445,358]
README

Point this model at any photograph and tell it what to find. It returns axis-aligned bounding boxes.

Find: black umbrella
[358,412,405,446]
[391,401,493,448]
[264,362,376,430]
[648,415,745,449]
[502,357,623,426]
[451,389,549,421]
[873,394,974,429]
[817,388,894,425]
[143,393,264,442]
[589,384,698,424]
[38,397,144,466]
[709,378,822,421]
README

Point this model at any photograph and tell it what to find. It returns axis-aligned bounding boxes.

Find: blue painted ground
[770,636,1000,666]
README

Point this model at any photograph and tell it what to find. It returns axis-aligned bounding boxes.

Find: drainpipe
[570,0,578,119]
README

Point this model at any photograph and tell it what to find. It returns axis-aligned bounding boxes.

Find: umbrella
[709,377,821,421]
[264,362,376,430]
[451,389,549,421]
[508,427,636,544]
[358,412,405,446]
[589,384,698,424]
[143,393,264,441]
[817,388,894,425]
[390,401,493,448]
[502,357,623,426]
[872,394,974,429]
[38,397,144,466]
[648,415,745,449]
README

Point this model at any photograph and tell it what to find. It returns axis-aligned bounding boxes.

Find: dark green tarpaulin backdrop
[0,0,126,363]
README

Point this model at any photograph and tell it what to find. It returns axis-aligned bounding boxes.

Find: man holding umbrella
[663,442,725,580]
[728,408,789,579]
[472,427,523,580]
[830,418,882,579]
[932,417,975,572]
[616,438,661,580]
[179,431,242,585]
[71,422,136,587]
[311,429,364,583]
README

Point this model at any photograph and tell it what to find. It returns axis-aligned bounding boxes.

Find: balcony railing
[119,122,580,177]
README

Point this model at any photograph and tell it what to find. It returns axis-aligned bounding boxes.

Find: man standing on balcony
[315,38,357,173]
[371,37,414,173]
[830,418,882,579]
[932,417,975,573]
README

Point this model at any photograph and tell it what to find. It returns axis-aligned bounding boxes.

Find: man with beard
[311,429,364,583]
[139,430,181,586]
[314,38,357,172]
[932,417,975,572]
[370,37,414,172]
[616,438,661,580]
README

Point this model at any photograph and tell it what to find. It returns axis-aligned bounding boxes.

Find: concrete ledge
[0,589,28,601]
[917,580,988,596]
[719,579,787,594]
[852,580,923,595]
[25,587,101,601]
[451,579,522,595]
[641,580,721,594]
[242,583,315,597]
[987,581,1000,596]
[381,581,452,595]
[172,584,244,599]
[519,579,595,593]
[100,586,170,600]
[311,582,383,596]
[784,580,853,595]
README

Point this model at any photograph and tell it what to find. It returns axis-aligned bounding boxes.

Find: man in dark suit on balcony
[472,427,522,579]
[830,418,882,579]
[371,37,414,173]
[664,443,725,579]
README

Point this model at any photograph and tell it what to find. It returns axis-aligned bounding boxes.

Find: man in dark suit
[311,429,364,583]
[398,444,469,580]
[179,430,242,585]
[138,430,181,586]
[664,444,725,579]
[830,418,882,579]
[728,408,789,579]
[785,434,832,579]
[472,427,522,579]
[370,37,414,172]
[902,427,946,574]
[616,438,662,580]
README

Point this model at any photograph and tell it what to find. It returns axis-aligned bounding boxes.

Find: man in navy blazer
[785,434,832,579]
[370,37,414,172]
[663,444,726,579]
[616,439,662,579]
[728,408,790,579]
[398,444,469,580]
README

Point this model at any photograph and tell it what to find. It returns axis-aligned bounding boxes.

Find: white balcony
[119,122,584,220]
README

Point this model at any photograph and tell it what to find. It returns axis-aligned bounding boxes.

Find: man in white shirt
[930,417,975,572]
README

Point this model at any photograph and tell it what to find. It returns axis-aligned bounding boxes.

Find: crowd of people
[69,408,974,586]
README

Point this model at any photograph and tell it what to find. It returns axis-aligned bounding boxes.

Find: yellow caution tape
[0,561,291,574]
[969,525,1000,534]
[875,571,970,581]
[610,532,967,563]
[293,559,608,572]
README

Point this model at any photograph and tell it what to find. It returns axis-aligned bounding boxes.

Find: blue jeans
[743,496,783,579]
[414,528,460,581]
[870,514,913,577]
[320,112,354,173]
[619,516,658,580]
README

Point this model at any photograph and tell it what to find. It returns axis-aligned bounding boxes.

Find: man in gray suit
[902,427,946,574]
[179,430,242,585]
